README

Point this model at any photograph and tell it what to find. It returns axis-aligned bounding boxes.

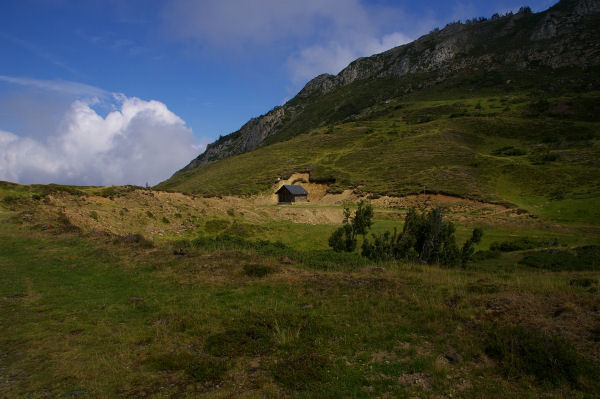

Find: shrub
[204,219,230,234]
[484,325,599,389]
[271,353,331,390]
[492,146,526,156]
[519,246,600,271]
[490,237,558,252]
[147,352,228,385]
[113,233,154,248]
[328,224,356,252]
[243,264,277,278]
[569,277,598,288]
[472,249,501,261]
[361,208,482,267]
[185,357,228,384]
[328,201,373,253]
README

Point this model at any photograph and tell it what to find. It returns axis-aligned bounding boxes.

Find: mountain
[157,0,600,222]
[175,0,599,172]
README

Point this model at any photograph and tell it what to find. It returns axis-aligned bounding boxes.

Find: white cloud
[0,97,200,186]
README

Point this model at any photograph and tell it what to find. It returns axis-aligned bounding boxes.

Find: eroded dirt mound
[17,184,542,241]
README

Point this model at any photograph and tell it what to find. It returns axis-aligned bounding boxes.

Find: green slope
[157,85,600,224]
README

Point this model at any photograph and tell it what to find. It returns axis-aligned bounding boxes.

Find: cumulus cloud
[0,96,199,186]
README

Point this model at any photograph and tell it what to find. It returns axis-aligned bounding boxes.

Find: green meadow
[1,180,599,398]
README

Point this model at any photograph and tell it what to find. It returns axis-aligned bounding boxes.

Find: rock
[279,255,292,264]
[301,304,314,309]
[445,352,464,362]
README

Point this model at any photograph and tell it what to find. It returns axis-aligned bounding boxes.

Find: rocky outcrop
[298,0,600,97]
[178,0,600,173]
[180,105,291,171]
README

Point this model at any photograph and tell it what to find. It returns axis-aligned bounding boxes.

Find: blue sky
[0,0,557,185]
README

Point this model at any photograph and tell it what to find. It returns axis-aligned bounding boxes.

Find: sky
[0,0,557,186]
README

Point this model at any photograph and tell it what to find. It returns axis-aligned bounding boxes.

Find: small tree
[328,201,373,252]
[351,200,374,240]
[329,224,356,252]
[460,228,483,267]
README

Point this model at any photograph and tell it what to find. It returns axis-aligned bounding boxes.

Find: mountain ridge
[175,0,600,174]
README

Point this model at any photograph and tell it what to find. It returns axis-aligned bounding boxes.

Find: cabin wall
[278,190,293,203]
[294,195,308,202]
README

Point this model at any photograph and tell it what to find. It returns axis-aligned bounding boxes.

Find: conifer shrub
[360,208,482,267]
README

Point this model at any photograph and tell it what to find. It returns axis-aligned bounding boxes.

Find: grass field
[1,184,599,398]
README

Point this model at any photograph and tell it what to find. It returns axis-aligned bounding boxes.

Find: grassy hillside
[158,83,600,224]
[1,182,600,398]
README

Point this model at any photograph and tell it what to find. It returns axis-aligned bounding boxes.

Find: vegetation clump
[490,237,558,252]
[484,325,599,390]
[243,264,277,278]
[360,207,482,267]
[328,201,373,253]
[270,353,331,390]
[113,233,154,248]
[519,246,600,271]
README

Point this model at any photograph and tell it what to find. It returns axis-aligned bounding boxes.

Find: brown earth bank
[17,186,550,241]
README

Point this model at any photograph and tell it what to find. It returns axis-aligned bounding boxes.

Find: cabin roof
[276,184,308,195]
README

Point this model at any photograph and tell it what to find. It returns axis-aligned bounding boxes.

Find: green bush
[361,208,482,267]
[184,357,228,384]
[484,325,599,389]
[328,201,373,253]
[243,264,277,278]
[492,146,526,156]
[490,237,558,252]
[271,353,331,390]
[113,234,154,248]
[519,246,600,271]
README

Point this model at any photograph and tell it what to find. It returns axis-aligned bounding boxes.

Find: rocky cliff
[178,0,600,173]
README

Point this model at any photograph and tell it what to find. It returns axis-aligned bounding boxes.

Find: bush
[490,237,558,252]
[484,325,599,389]
[472,249,501,261]
[243,264,277,278]
[328,201,373,253]
[328,224,356,252]
[146,352,228,385]
[185,357,228,384]
[113,233,154,248]
[519,246,600,271]
[271,353,331,390]
[492,146,526,156]
[361,208,482,267]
